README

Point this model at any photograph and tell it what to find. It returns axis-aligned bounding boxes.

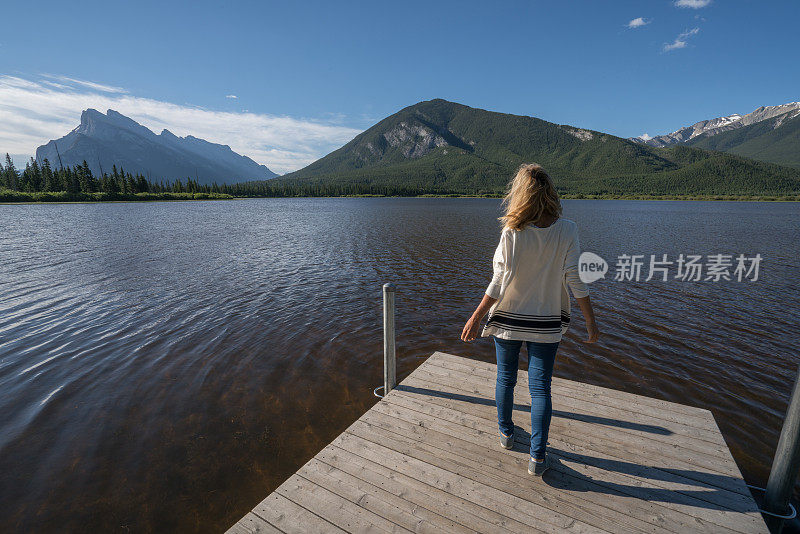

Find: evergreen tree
[20,160,33,192]
[66,165,80,194]
[79,160,95,192]
[4,153,18,190]
[108,172,120,193]
[136,174,148,193]
[29,158,43,191]
[42,159,56,191]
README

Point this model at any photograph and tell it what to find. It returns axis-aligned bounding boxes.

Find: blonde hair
[499,163,562,231]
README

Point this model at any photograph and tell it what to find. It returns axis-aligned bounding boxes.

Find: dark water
[1,198,798,532]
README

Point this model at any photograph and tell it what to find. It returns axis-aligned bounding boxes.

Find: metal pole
[764,365,800,533]
[383,283,396,396]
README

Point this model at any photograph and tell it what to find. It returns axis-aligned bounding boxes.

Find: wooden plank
[306,455,483,534]
[386,385,751,497]
[341,423,658,534]
[418,364,728,455]
[401,371,740,477]
[250,492,346,534]
[379,390,756,508]
[317,443,548,534]
[427,352,718,429]
[400,369,736,476]
[416,360,728,447]
[276,473,401,533]
[226,512,283,534]
[427,353,722,440]
[353,411,762,534]
[371,397,765,534]
[331,429,615,534]
[407,365,731,466]
[375,392,740,506]
[430,351,709,417]
[298,457,452,534]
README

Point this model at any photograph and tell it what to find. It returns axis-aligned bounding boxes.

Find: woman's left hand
[461,315,481,342]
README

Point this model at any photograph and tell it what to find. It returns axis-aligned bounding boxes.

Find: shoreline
[2,193,799,204]
[0,191,234,204]
[232,194,800,202]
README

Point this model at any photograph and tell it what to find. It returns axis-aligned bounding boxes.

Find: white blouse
[480,218,589,343]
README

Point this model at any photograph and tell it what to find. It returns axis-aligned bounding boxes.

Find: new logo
[578,252,608,284]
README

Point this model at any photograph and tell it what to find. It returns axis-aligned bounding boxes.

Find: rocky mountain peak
[36,109,277,184]
[381,121,450,159]
[632,101,800,148]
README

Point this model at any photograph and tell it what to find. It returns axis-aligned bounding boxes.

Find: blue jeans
[493,336,559,459]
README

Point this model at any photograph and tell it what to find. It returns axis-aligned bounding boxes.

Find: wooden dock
[227,351,768,533]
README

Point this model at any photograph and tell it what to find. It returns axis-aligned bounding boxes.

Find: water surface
[1,198,798,532]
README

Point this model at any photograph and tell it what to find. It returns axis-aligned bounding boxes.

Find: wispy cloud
[674,0,711,8]
[627,17,650,29]
[225,94,238,99]
[0,75,362,174]
[663,27,700,51]
[42,74,128,94]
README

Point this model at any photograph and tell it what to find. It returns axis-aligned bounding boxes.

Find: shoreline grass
[2,189,798,203]
[232,193,800,201]
[0,190,233,203]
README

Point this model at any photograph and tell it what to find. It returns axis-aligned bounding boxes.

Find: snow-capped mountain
[632,102,800,148]
[36,109,277,185]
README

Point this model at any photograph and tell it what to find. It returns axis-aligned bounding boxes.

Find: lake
[1,198,798,532]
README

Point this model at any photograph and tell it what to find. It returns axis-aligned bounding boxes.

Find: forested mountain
[632,102,800,169]
[275,99,800,196]
[631,102,799,147]
[36,109,277,186]
[686,113,800,169]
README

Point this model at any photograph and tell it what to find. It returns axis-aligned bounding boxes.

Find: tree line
[3,152,797,201]
[1,154,216,195]
[0,154,488,199]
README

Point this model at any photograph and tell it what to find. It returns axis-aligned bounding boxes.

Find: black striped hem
[486,324,562,334]
[487,311,568,333]
[490,310,570,325]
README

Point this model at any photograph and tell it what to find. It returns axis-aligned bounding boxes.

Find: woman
[460,163,599,477]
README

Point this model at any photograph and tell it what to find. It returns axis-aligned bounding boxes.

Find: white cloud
[0,75,362,174]
[42,74,128,94]
[225,94,238,99]
[627,17,650,29]
[674,0,711,8]
[637,133,653,141]
[663,27,700,51]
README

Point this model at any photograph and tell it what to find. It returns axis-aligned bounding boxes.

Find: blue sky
[1,0,798,173]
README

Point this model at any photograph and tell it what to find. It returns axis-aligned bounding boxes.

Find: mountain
[686,112,800,169]
[36,109,277,185]
[631,102,800,169]
[277,99,800,196]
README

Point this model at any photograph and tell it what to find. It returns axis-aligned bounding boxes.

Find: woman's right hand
[585,320,599,343]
